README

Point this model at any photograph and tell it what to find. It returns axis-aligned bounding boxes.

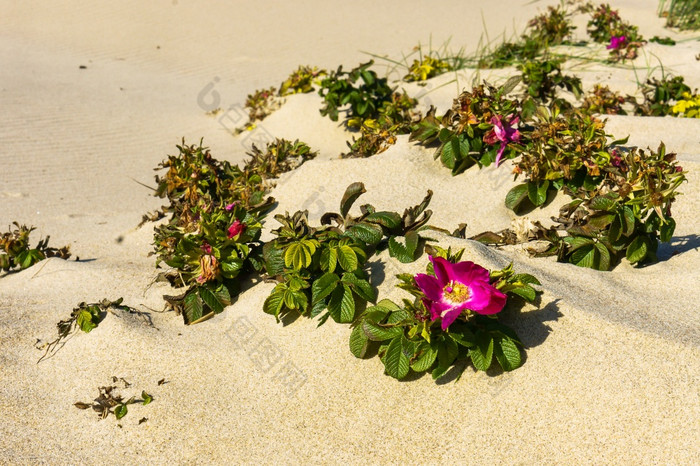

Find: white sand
[1,0,699,464]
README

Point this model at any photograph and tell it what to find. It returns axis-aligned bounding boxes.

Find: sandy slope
[1,0,699,464]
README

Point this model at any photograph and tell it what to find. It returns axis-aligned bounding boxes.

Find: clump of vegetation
[350,247,540,380]
[410,78,522,174]
[579,84,628,115]
[531,143,686,269]
[518,57,582,111]
[670,92,700,117]
[587,3,644,61]
[74,377,153,421]
[151,139,316,324]
[633,75,693,116]
[343,91,418,157]
[505,106,617,213]
[478,4,576,69]
[279,65,327,96]
[318,61,418,157]
[658,0,700,31]
[403,55,452,82]
[262,183,434,324]
[0,223,70,273]
[244,87,281,124]
[37,298,145,362]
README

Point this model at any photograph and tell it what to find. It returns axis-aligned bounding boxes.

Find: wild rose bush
[350,248,540,380]
[410,79,523,174]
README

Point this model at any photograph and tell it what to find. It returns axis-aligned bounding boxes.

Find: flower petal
[430,256,450,286]
[415,273,443,301]
[494,143,507,167]
[440,307,462,330]
[429,300,452,322]
[449,260,490,285]
[467,282,506,315]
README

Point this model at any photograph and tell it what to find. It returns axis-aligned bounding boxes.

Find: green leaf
[509,286,536,302]
[320,247,338,273]
[141,391,153,406]
[311,272,340,304]
[362,320,403,341]
[589,195,616,211]
[433,337,459,380]
[660,218,676,243]
[383,336,410,380]
[571,244,596,269]
[505,183,529,212]
[76,309,97,333]
[337,245,358,271]
[626,236,649,264]
[609,216,622,242]
[594,242,611,271]
[349,324,370,358]
[365,211,402,230]
[328,284,355,323]
[388,236,416,263]
[494,337,522,371]
[342,273,376,303]
[184,291,204,324]
[621,206,635,237]
[220,258,243,278]
[284,242,312,270]
[410,343,438,372]
[114,404,128,420]
[501,75,521,95]
[346,223,383,245]
[340,182,366,218]
[199,284,230,315]
[263,292,284,319]
[469,333,494,371]
[564,236,594,251]
[527,181,549,206]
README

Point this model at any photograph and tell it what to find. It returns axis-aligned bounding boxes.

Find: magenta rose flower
[483,114,521,166]
[414,256,507,330]
[227,220,246,239]
[225,201,239,211]
[607,35,626,50]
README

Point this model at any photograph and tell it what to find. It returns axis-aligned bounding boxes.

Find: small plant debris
[1,223,70,273]
[74,377,154,421]
[37,298,148,362]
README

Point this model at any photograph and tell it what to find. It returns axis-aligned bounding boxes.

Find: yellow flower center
[443,281,470,304]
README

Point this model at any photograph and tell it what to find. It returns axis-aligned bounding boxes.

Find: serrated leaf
[388,236,415,263]
[410,344,438,372]
[589,195,616,211]
[312,272,340,304]
[183,291,204,324]
[571,244,596,269]
[263,292,284,319]
[362,319,402,341]
[328,284,355,323]
[513,273,541,286]
[337,245,358,271]
[383,336,410,379]
[349,324,370,358]
[342,273,376,303]
[594,242,611,271]
[365,211,402,229]
[346,223,383,245]
[621,206,635,236]
[509,286,536,302]
[609,215,622,242]
[564,236,594,252]
[469,333,494,371]
[320,247,338,273]
[340,182,366,218]
[494,337,521,371]
[505,183,529,212]
[199,284,230,315]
